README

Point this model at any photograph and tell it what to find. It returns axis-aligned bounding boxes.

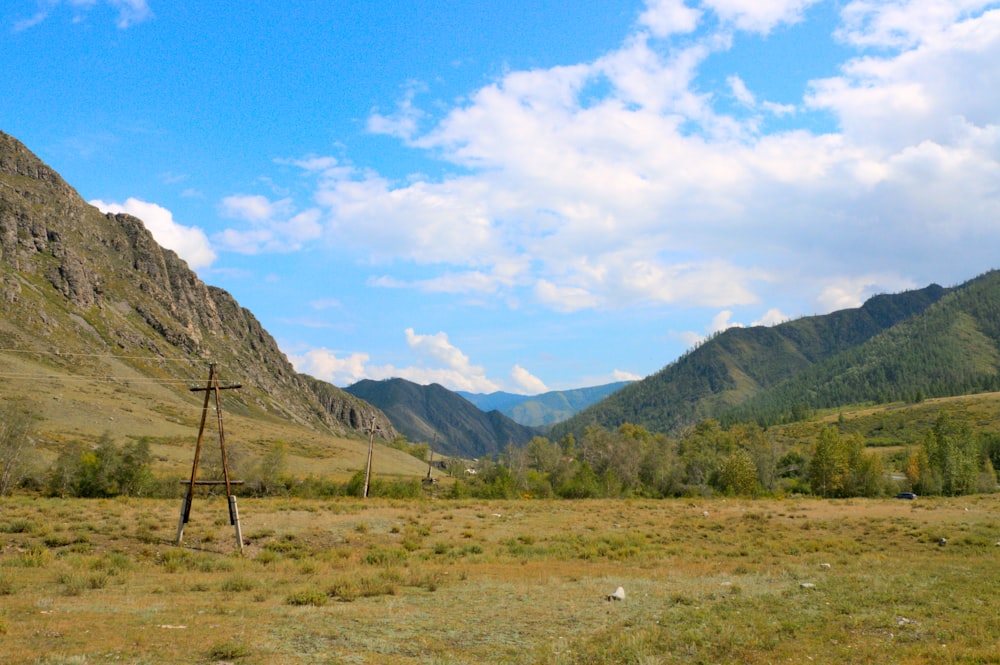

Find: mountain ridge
[0,131,397,449]
[457,381,633,427]
[550,281,964,438]
[345,378,540,458]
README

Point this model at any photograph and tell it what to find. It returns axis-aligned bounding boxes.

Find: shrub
[286,588,327,606]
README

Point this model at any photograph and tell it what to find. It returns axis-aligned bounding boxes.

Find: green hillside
[551,281,956,438]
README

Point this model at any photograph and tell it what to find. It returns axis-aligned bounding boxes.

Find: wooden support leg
[175,495,189,545]
[229,495,244,553]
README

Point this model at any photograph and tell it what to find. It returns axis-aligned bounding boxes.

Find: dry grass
[2,494,999,664]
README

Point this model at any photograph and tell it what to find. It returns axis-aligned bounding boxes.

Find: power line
[0,349,242,388]
[0,348,201,363]
[0,372,208,386]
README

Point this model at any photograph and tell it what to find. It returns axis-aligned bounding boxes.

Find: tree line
[449,415,998,500]
[2,400,997,500]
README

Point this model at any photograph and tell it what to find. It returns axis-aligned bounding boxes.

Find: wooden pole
[363,414,375,498]
[424,433,437,483]
[177,363,217,544]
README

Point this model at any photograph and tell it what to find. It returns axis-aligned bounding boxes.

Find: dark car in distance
[895,492,917,499]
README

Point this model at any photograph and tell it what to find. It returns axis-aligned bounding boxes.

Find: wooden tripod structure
[176,362,245,552]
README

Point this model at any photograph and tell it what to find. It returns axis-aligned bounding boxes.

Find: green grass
[0,494,998,663]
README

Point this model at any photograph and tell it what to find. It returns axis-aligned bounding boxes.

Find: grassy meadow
[1,494,999,664]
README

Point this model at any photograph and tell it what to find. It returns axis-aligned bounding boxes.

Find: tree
[0,401,35,495]
[809,427,849,497]
[844,434,885,497]
[923,414,980,495]
[732,423,780,492]
[252,440,289,495]
[718,449,759,496]
[678,419,733,490]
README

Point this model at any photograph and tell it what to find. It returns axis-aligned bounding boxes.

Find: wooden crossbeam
[179,480,245,485]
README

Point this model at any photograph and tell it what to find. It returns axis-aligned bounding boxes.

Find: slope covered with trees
[551,282,950,439]
[725,271,1000,426]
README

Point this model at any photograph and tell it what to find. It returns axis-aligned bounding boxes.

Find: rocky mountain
[458,381,633,427]
[0,131,396,446]
[345,378,540,458]
[550,279,983,439]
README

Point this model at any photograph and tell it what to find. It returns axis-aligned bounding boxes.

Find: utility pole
[176,362,244,552]
[424,432,437,485]
[363,414,376,498]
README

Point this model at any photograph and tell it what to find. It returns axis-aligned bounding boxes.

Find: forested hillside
[725,270,1000,426]
[551,282,950,439]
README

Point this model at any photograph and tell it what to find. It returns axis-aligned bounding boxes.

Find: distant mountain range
[457,382,632,427]
[345,378,539,458]
[551,273,1000,440]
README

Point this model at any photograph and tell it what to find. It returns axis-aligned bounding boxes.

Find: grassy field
[2,494,999,664]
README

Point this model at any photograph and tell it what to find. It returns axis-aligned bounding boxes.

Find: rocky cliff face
[0,130,395,440]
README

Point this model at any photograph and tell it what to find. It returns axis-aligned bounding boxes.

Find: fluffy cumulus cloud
[510,364,549,394]
[90,197,216,270]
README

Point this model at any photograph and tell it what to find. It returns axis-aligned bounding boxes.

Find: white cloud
[639,0,703,37]
[90,197,216,270]
[405,328,481,377]
[703,0,821,33]
[220,194,293,222]
[817,274,917,311]
[15,0,152,31]
[728,75,796,116]
[753,308,788,327]
[310,298,342,310]
[836,0,993,49]
[215,194,322,254]
[288,331,503,393]
[368,82,428,141]
[289,348,373,386]
[810,4,1000,152]
[107,0,151,28]
[708,310,743,334]
[510,364,548,394]
[369,270,513,296]
[612,369,643,382]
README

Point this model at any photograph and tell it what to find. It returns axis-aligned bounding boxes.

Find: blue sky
[4,0,1000,395]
